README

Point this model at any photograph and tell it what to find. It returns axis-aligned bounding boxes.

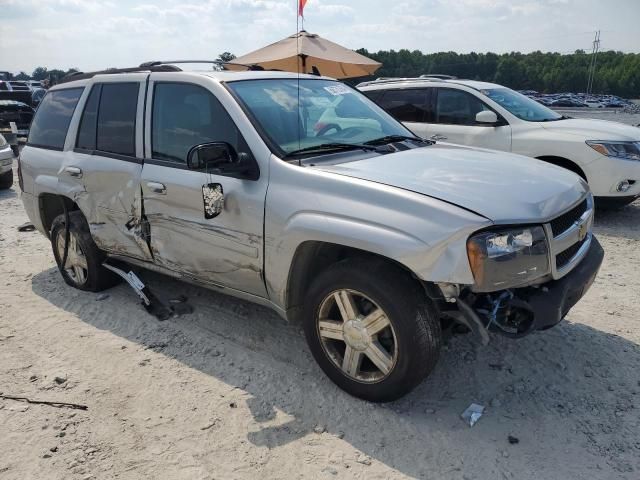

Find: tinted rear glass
[76,85,101,150]
[378,89,429,123]
[96,83,138,156]
[28,88,83,149]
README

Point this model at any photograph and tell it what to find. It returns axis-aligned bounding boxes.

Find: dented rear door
[70,75,153,261]
[140,75,268,297]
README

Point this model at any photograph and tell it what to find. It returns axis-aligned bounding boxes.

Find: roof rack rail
[59,64,181,84]
[59,60,266,84]
[356,77,435,88]
[419,74,457,80]
[140,60,265,71]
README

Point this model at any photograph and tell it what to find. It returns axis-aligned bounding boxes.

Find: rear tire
[0,170,12,190]
[51,211,119,292]
[302,257,442,402]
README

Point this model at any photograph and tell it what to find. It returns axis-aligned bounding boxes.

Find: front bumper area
[522,235,603,331]
[457,236,604,340]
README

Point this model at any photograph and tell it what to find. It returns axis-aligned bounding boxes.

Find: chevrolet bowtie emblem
[578,221,588,242]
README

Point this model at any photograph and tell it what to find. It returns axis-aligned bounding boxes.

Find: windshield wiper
[284,142,379,157]
[363,135,431,145]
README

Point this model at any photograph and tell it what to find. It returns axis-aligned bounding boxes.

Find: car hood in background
[312,143,588,223]
[540,118,640,141]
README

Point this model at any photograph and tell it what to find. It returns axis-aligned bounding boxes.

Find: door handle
[64,166,82,177]
[429,134,447,141]
[146,181,167,194]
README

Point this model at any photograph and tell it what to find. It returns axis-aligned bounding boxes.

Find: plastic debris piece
[461,403,485,427]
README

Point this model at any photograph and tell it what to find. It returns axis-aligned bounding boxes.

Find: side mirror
[475,110,498,124]
[187,142,257,179]
[187,142,237,170]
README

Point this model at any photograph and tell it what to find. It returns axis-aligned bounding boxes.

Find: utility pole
[586,30,600,94]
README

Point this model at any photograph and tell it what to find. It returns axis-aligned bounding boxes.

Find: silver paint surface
[20,71,588,321]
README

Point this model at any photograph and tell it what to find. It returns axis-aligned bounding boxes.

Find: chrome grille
[544,194,594,279]
[549,199,588,237]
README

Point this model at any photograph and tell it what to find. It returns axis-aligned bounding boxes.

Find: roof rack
[59,64,181,83]
[139,59,263,71]
[59,59,265,84]
[419,74,457,80]
[356,75,464,88]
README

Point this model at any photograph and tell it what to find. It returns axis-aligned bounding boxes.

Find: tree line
[355,49,640,98]
[7,50,639,98]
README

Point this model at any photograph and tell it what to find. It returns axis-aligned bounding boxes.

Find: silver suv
[19,62,603,401]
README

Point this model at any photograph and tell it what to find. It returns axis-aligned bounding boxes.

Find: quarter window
[76,85,100,150]
[151,83,244,164]
[435,88,491,126]
[28,88,83,149]
[378,89,430,123]
[96,83,138,156]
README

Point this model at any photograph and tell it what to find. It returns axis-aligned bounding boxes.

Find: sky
[1,0,639,74]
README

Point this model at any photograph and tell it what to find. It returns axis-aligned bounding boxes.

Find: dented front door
[140,76,268,297]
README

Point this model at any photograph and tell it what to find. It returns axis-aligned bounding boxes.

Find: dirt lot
[1,156,639,479]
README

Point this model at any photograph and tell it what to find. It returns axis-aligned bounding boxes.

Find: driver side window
[151,83,247,164]
[435,88,491,126]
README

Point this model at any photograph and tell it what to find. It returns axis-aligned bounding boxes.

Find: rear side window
[28,88,83,149]
[76,85,100,150]
[378,89,430,123]
[435,88,491,126]
[96,83,138,156]
[362,90,383,103]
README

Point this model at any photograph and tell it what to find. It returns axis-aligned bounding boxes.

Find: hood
[541,118,640,141]
[313,143,588,223]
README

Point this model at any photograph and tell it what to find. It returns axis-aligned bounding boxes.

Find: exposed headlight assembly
[586,140,640,161]
[467,226,549,292]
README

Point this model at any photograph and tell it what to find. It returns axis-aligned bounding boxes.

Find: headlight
[0,134,7,147]
[586,140,640,161]
[467,226,549,291]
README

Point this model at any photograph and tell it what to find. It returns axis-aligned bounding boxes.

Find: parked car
[19,65,603,401]
[27,80,44,90]
[359,78,640,207]
[0,81,36,106]
[0,133,15,189]
[549,98,588,108]
[0,100,34,136]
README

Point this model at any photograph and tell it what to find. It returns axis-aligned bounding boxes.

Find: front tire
[0,170,12,190]
[303,258,442,402]
[51,211,119,292]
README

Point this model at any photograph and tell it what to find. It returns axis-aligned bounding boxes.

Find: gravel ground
[1,122,639,479]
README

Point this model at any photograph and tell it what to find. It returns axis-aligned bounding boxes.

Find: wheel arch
[39,193,81,238]
[284,240,434,324]
[536,155,588,181]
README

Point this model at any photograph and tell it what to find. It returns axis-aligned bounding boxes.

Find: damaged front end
[443,235,604,344]
[438,195,603,344]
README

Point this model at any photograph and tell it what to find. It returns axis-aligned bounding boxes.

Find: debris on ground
[17,222,35,232]
[461,403,485,427]
[508,435,520,444]
[0,394,87,410]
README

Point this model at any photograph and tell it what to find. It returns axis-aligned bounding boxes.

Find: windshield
[481,88,562,122]
[227,79,412,155]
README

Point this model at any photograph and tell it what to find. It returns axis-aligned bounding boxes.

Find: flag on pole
[298,0,308,17]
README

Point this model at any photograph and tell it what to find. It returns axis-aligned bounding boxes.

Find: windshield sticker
[324,84,352,96]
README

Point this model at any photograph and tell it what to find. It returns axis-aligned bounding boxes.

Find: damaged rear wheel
[51,211,119,292]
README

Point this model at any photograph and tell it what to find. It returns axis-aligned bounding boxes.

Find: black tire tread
[51,211,119,292]
[0,170,13,190]
[303,256,442,402]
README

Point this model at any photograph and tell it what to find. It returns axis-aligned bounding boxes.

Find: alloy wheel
[316,289,398,383]
[55,230,88,286]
